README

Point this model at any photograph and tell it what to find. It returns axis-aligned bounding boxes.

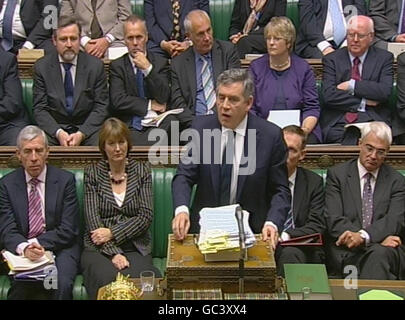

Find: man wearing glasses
[324,121,405,280]
[321,15,394,145]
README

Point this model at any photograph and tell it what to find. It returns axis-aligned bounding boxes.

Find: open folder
[280,233,323,246]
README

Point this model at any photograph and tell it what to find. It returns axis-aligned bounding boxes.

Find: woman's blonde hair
[264,16,296,53]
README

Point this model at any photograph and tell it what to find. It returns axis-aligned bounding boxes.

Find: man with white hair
[324,121,405,279]
[321,15,394,145]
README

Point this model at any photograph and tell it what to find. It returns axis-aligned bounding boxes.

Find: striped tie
[28,178,45,239]
[283,181,294,231]
[201,56,216,114]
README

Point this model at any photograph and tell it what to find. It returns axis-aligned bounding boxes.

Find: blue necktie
[329,0,346,47]
[1,0,17,51]
[131,68,144,131]
[283,181,295,231]
[220,131,235,206]
[63,63,74,116]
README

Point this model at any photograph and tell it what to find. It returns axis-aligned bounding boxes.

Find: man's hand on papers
[261,225,278,250]
[24,242,45,261]
[151,100,166,113]
[172,212,190,241]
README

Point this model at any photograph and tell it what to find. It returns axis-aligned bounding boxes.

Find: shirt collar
[357,159,379,180]
[58,55,78,67]
[221,114,248,137]
[194,50,212,63]
[25,165,47,185]
[349,50,368,65]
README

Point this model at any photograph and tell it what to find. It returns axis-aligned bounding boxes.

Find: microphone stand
[235,206,245,294]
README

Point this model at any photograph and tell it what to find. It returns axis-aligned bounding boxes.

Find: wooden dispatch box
[166,234,277,299]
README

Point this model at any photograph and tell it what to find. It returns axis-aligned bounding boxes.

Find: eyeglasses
[363,143,387,158]
[347,32,372,40]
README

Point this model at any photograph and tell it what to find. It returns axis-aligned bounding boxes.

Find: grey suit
[59,0,131,45]
[324,159,405,279]
[369,0,403,49]
[81,159,160,300]
[170,40,241,127]
[33,51,109,145]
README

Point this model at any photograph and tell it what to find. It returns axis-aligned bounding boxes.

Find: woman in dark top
[81,117,160,299]
[229,0,286,58]
[249,16,322,143]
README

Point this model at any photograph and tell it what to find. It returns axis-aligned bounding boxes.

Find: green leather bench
[0,166,175,300]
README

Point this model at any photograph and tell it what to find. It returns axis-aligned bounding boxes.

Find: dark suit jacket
[33,51,109,138]
[0,0,59,47]
[321,46,394,140]
[0,165,80,255]
[325,159,405,242]
[369,0,402,47]
[229,0,286,37]
[0,50,28,126]
[170,40,240,123]
[296,0,366,57]
[84,159,153,257]
[145,0,209,45]
[394,52,405,136]
[287,167,325,238]
[109,52,170,127]
[172,113,290,234]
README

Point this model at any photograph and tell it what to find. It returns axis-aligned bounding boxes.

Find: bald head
[184,9,213,55]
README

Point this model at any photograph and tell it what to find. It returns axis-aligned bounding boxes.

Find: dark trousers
[130,115,177,146]
[46,129,99,146]
[1,38,56,55]
[236,33,267,59]
[81,247,161,300]
[0,121,27,146]
[275,245,325,277]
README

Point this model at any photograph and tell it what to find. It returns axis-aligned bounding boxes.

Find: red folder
[280,233,323,246]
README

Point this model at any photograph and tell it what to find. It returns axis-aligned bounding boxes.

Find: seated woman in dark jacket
[81,117,160,299]
[249,16,322,143]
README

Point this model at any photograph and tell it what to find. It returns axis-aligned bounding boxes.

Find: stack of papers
[2,250,56,281]
[198,204,256,255]
[142,108,184,127]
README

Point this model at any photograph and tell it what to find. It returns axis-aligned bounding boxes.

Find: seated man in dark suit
[369,0,405,50]
[109,15,175,146]
[170,9,240,130]
[394,52,405,144]
[296,0,366,58]
[33,17,109,146]
[144,0,209,58]
[0,125,80,299]
[325,121,405,280]
[0,0,58,54]
[172,68,291,249]
[0,49,29,145]
[321,15,393,145]
[275,125,325,276]
[60,0,131,59]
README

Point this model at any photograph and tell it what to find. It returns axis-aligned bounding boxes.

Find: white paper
[267,109,301,128]
[387,43,405,59]
[108,47,129,60]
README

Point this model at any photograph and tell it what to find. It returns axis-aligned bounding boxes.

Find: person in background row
[229,0,286,59]
[0,0,58,54]
[0,125,80,299]
[170,9,240,130]
[33,17,109,146]
[324,121,405,280]
[249,17,322,143]
[321,15,393,145]
[60,0,131,59]
[275,125,325,276]
[0,49,28,145]
[144,0,209,58]
[109,15,175,146]
[81,118,161,300]
[296,0,366,58]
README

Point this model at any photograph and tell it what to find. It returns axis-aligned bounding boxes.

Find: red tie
[351,57,361,81]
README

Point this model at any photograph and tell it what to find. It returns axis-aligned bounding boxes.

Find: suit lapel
[293,168,305,222]
[209,121,221,203]
[211,41,222,88]
[361,48,376,81]
[0,0,4,12]
[73,52,87,109]
[185,49,197,107]
[121,161,140,209]
[347,160,363,222]
[49,53,67,113]
[98,161,120,209]
[20,0,26,10]
[44,166,58,230]
[373,165,388,221]
[125,54,137,95]
[14,168,29,236]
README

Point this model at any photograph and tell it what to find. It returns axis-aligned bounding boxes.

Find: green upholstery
[287,0,300,30]
[130,0,144,17]
[210,0,235,41]
[21,78,34,124]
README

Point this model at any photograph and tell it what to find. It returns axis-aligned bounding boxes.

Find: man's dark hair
[53,16,82,37]
[283,125,307,149]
